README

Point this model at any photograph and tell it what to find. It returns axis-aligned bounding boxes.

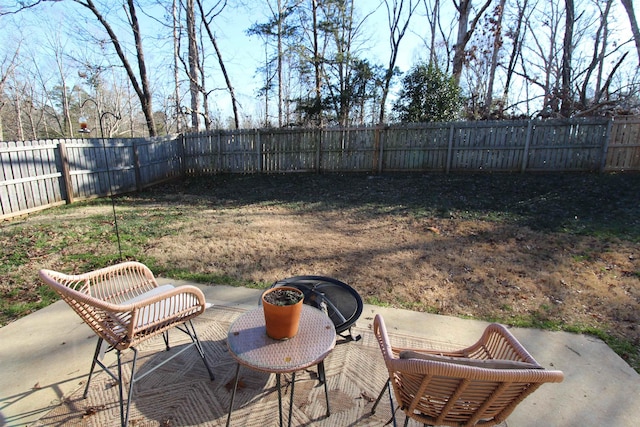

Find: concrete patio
[1,280,639,426]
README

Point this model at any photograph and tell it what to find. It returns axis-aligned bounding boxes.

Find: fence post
[217,131,222,172]
[132,139,142,192]
[372,126,380,173]
[378,126,385,173]
[178,134,187,178]
[521,120,533,173]
[445,123,455,174]
[57,141,74,204]
[256,129,262,172]
[316,128,322,173]
[599,118,613,173]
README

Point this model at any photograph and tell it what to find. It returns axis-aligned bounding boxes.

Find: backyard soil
[2,172,639,367]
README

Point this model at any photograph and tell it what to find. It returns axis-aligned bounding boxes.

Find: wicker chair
[39,261,215,427]
[371,314,563,427]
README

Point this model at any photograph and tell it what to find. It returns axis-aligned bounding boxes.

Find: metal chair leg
[162,330,170,350]
[116,350,126,427]
[84,321,213,426]
[371,380,389,414]
[122,348,139,427]
[83,338,103,398]
[186,320,215,380]
[371,380,397,427]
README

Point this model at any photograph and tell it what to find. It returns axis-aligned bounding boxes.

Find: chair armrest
[463,323,540,364]
[398,350,543,369]
[113,285,207,343]
[390,354,564,383]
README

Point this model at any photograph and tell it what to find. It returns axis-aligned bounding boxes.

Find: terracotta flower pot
[262,286,304,340]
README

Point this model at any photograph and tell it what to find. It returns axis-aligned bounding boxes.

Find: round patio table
[226,305,336,427]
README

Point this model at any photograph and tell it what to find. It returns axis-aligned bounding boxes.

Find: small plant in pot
[262,286,305,340]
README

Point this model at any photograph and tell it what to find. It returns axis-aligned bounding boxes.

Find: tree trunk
[484,0,506,118]
[379,0,418,124]
[579,0,612,108]
[126,0,157,136]
[14,91,24,141]
[172,0,183,133]
[74,0,157,136]
[452,0,493,85]
[55,57,73,136]
[312,0,322,126]
[196,0,239,129]
[560,0,574,118]
[620,0,640,65]
[424,0,441,66]
[501,0,527,103]
[186,0,200,130]
[277,0,284,127]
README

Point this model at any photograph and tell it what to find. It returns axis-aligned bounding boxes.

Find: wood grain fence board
[382,125,449,171]
[606,118,640,171]
[0,140,63,218]
[136,136,181,186]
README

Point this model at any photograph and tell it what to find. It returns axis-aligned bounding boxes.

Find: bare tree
[8,78,26,140]
[501,0,529,108]
[559,0,574,117]
[73,0,157,136]
[186,0,201,129]
[311,0,323,125]
[520,0,564,117]
[41,29,75,136]
[379,0,419,124]
[196,0,240,129]
[320,0,376,126]
[276,0,285,127]
[0,45,21,141]
[452,0,494,84]
[291,0,326,126]
[422,0,449,68]
[483,0,506,117]
[578,0,612,109]
[171,0,186,133]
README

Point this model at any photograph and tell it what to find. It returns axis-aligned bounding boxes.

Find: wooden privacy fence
[182,117,639,174]
[1,117,639,220]
[0,135,181,219]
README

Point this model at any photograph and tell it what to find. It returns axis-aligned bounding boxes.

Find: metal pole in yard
[79,99,123,261]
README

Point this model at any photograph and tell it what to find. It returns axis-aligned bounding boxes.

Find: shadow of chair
[371,314,564,427]
[39,261,215,427]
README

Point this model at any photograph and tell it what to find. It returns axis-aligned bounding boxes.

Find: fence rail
[2,117,639,220]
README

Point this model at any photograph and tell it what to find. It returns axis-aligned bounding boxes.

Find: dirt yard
[2,172,639,368]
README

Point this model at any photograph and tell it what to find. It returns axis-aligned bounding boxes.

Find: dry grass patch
[2,172,639,370]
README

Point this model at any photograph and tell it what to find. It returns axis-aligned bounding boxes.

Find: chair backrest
[373,314,564,427]
[39,262,205,350]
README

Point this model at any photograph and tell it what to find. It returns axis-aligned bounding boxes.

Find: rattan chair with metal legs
[39,261,215,427]
[371,314,564,427]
